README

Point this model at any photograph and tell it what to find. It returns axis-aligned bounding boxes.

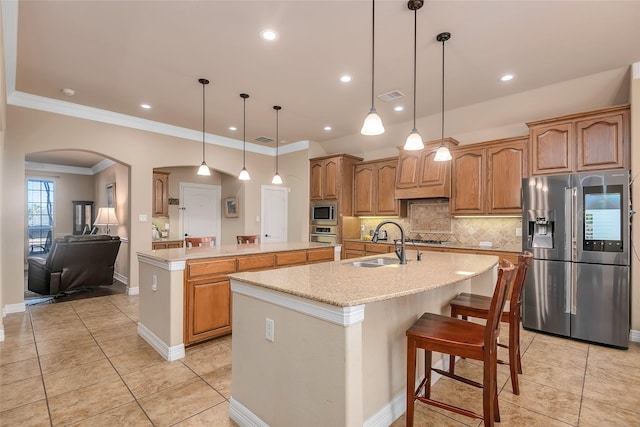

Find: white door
[180,183,221,242]
[261,185,288,243]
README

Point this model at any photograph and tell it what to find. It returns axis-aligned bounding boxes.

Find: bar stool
[185,236,216,247]
[406,260,516,427]
[446,252,532,395]
[237,235,259,244]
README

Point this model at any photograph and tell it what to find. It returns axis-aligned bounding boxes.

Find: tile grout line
[27,306,55,427]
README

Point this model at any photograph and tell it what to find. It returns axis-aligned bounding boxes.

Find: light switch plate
[265,318,275,342]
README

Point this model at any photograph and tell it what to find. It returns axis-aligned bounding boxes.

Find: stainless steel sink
[350,257,400,268]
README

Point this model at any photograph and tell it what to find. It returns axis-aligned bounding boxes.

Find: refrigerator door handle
[571,263,577,315]
[565,265,572,314]
[564,188,575,261]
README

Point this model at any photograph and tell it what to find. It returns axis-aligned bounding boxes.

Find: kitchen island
[136,242,340,360]
[228,251,499,427]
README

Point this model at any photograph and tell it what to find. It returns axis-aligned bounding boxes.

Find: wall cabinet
[309,154,362,219]
[527,105,629,175]
[184,247,336,346]
[395,138,459,199]
[152,171,170,217]
[451,136,527,215]
[354,158,406,217]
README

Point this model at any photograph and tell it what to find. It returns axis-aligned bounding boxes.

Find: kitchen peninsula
[227,251,499,427]
[136,242,340,361]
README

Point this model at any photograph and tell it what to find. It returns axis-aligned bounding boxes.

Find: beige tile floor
[1,294,638,426]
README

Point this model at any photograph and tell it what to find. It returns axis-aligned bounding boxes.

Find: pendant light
[404,0,424,151]
[272,105,283,184]
[434,32,453,162]
[360,0,384,136]
[197,78,211,176]
[238,93,251,181]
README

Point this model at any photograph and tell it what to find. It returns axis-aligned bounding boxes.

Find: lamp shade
[404,129,424,151]
[361,108,385,135]
[94,207,119,234]
[434,144,452,161]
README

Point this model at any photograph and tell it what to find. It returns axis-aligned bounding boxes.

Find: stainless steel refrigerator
[522,170,631,348]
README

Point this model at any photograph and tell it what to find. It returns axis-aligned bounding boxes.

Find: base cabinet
[184,247,336,346]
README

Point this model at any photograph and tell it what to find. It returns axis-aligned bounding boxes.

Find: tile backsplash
[359,200,522,251]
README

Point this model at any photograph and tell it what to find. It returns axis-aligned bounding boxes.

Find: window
[27,178,55,255]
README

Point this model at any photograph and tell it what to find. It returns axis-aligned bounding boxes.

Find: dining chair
[405,259,516,427]
[236,235,259,244]
[446,251,533,395]
[185,236,216,248]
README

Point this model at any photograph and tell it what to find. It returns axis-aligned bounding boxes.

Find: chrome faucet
[372,220,407,264]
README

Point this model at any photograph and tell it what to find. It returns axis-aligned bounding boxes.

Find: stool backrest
[185,236,216,248]
[485,260,516,346]
[237,235,259,244]
[510,251,533,312]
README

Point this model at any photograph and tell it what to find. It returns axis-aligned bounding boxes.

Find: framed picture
[106,183,116,208]
[224,197,239,218]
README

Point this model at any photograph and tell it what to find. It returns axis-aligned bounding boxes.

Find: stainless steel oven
[310,225,337,244]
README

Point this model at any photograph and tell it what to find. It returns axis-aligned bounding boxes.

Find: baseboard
[127,286,139,296]
[3,302,26,316]
[137,321,185,361]
[229,397,269,427]
[630,329,640,343]
[114,272,128,286]
[363,356,449,427]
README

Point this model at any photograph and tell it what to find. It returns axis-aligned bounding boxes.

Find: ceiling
[14,1,640,167]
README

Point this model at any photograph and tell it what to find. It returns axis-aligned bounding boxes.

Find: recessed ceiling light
[140,104,151,109]
[500,73,515,82]
[394,106,404,112]
[229,126,237,131]
[340,75,352,83]
[324,126,332,131]
[61,88,75,97]
[261,30,278,41]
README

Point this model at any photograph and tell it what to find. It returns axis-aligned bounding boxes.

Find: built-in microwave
[311,203,337,224]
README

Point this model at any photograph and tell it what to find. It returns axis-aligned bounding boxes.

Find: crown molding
[24,158,116,176]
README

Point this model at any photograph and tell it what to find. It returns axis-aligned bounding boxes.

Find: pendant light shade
[360,0,384,136]
[272,105,283,185]
[197,78,211,176]
[238,93,251,181]
[404,0,424,151]
[434,32,452,162]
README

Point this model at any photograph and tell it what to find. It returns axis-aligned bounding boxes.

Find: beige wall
[0,4,5,331]
[2,106,310,306]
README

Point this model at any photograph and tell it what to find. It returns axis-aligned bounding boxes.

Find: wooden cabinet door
[395,150,420,189]
[323,158,340,200]
[576,112,626,171]
[418,148,452,198]
[451,148,484,214]
[309,160,324,200]
[487,140,526,214]
[354,164,375,216]
[376,161,399,215]
[152,172,169,217]
[185,277,232,345]
[530,122,573,175]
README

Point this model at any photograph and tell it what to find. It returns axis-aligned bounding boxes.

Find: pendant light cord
[243,97,246,167]
[275,108,279,173]
[412,7,417,131]
[202,82,206,160]
[370,0,375,109]
[441,36,445,142]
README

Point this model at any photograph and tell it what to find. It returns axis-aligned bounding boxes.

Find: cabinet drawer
[344,250,366,259]
[343,241,365,251]
[307,247,335,263]
[365,243,392,254]
[237,254,276,272]
[187,258,237,279]
[276,251,308,266]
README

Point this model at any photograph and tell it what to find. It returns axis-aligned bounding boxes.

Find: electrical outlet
[515,227,523,237]
[265,318,275,342]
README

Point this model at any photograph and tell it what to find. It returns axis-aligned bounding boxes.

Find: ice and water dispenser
[526,211,555,249]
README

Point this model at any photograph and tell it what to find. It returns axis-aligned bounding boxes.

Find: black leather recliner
[27,234,121,295]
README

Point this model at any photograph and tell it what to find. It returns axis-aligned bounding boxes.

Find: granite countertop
[138,241,336,262]
[229,251,498,307]
[151,237,183,242]
[342,238,521,253]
